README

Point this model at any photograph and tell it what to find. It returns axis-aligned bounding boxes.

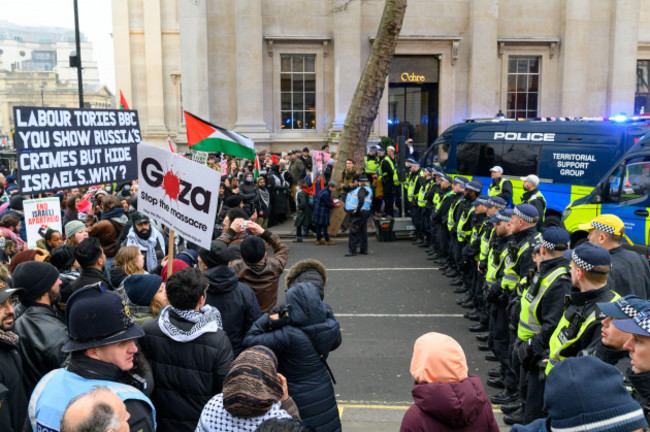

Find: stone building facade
[0,70,113,142]
[112,0,650,154]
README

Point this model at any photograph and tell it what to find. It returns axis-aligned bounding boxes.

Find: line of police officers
[384,153,650,426]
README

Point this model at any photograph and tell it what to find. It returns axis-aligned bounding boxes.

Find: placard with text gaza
[138,143,220,249]
[23,197,62,249]
[13,106,140,194]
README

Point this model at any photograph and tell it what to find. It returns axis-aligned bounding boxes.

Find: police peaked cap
[562,242,611,274]
[514,203,539,223]
[465,179,483,192]
[62,283,144,353]
[540,227,570,251]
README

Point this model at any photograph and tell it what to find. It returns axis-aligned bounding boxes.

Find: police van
[422,117,650,227]
[562,135,650,257]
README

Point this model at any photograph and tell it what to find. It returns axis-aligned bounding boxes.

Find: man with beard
[13,261,66,396]
[0,283,27,431]
[69,237,111,292]
[125,212,166,273]
[26,284,155,432]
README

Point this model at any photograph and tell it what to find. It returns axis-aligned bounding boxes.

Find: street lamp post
[40,83,45,107]
[73,0,84,108]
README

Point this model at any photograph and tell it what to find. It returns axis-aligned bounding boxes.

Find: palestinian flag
[184,111,256,160]
[119,90,129,110]
[254,155,261,180]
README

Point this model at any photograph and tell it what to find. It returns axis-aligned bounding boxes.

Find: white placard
[23,197,62,249]
[192,151,209,166]
[138,143,220,249]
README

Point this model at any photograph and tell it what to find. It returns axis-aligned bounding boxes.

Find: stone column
[467,0,498,118]
[142,0,166,133]
[559,0,590,117]
[607,0,640,116]
[233,0,269,137]
[111,0,132,108]
[331,1,362,132]
[178,0,210,119]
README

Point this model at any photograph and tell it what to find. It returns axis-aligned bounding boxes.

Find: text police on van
[494,132,555,142]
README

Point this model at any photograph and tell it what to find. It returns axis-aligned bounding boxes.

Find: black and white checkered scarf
[158,304,222,342]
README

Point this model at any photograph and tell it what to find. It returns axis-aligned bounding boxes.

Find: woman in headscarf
[400,333,499,432]
[195,345,300,432]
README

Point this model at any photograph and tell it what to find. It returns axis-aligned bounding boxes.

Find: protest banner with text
[23,197,62,249]
[13,106,140,194]
[138,143,220,249]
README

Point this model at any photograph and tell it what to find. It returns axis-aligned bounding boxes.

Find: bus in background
[562,135,650,258]
[422,116,650,227]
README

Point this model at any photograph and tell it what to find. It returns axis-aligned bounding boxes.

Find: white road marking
[336,313,464,318]
[323,268,438,271]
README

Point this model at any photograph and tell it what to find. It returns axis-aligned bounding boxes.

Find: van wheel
[543,214,561,229]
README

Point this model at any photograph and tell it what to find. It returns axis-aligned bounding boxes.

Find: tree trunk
[332,0,407,188]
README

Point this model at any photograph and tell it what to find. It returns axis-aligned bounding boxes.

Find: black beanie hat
[124,274,163,307]
[199,240,231,269]
[240,236,266,264]
[13,261,60,302]
[9,195,24,211]
[49,245,76,272]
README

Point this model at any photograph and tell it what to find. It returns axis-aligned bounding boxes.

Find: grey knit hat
[65,220,86,239]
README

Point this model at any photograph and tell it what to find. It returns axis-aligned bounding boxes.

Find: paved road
[277,235,512,431]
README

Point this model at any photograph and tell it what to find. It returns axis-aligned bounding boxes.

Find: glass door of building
[388,83,438,153]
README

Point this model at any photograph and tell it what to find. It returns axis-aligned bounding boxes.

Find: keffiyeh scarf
[158,304,222,342]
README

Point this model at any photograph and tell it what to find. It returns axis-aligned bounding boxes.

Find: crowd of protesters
[0,139,649,432]
[0,149,343,432]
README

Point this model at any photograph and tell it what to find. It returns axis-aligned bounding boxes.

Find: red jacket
[400,375,499,432]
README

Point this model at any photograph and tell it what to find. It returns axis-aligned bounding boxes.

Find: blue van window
[424,141,449,168]
[501,143,540,176]
[605,157,650,203]
[457,142,500,176]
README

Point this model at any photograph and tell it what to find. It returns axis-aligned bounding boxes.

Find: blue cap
[472,194,491,207]
[488,208,514,223]
[452,176,468,185]
[488,196,507,209]
[465,179,483,193]
[598,295,650,320]
[562,242,612,274]
[540,227,570,251]
[377,147,385,153]
[614,309,650,337]
[514,203,539,223]
[406,158,419,166]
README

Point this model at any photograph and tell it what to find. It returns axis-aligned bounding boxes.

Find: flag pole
[167,230,175,278]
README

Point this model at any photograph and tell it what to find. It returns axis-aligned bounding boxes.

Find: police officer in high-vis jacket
[488,166,513,204]
[364,146,380,177]
[546,242,620,376]
[520,174,546,231]
[27,284,156,432]
[508,227,572,424]
[345,175,373,257]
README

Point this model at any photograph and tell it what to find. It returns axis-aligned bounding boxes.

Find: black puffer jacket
[139,308,234,432]
[13,303,68,396]
[244,283,342,432]
[204,266,262,356]
[239,182,259,215]
[608,246,650,299]
[0,333,27,432]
